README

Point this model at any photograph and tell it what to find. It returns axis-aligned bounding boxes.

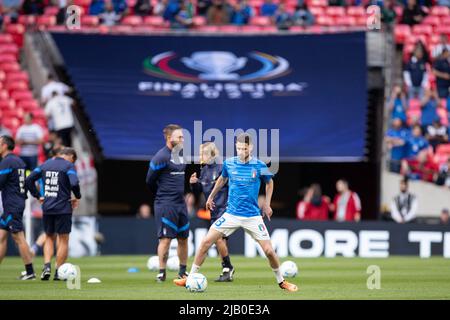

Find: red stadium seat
[109,25,134,33]
[44,6,60,16]
[441,16,450,26]
[394,24,411,44]
[10,90,34,101]
[326,6,346,17]
[126,0,138,8]
[309,7,324,16]
[2,117,21,132]
[121,15,143,26]
[5,24,25,34]
[132,26,157,33]
[73,0,92,7]
[249,16,272,26]
[192,16,207,27]
[37,16,57,27]
[394,6,403,17]
[260,26,278,32]
[81,15,100,27]
[0,44,19,56]
[307,0,328,7]
[435,25,450,37]
[409,98,422,111]
[436,144,450,159]
[347,6,365,17]
[0,100,14,110]
[218,25,241,33]
[316,15,335,26]
[5,71,30,83]
[430,6,450,16]
[17,100,40,112]
[422,15,441,27]
[143,16,165,26]
[437,107,448,126]
[241,25,262,32]
[334,16,357,26]
[289,26,305,32]
[18,15,37,25]
[4,81,28,93]
[412,24,433,37]
[0,34,13,44]
[0,90,10,101]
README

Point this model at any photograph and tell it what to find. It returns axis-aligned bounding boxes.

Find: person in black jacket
[401,0,426,26]
[0,135,36,280]
[26,147,81,281]
[190,142,234,282]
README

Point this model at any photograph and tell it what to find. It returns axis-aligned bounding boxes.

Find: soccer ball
[280,261,298,278]
[167,256,179,271]
[185,273,208,293]
[147,256,159,271]
[58,263,78,280]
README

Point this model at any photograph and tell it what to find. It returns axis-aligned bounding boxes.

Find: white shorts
[211,212,271,241]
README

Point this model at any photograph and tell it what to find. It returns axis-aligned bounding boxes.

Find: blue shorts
[154,203,189,239]
[43,214,72,235]
[0,212,24,233]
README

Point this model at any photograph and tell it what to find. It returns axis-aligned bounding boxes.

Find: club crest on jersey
[251,169,257,179]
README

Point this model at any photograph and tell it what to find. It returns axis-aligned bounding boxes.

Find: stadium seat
[436,144,450,158]
[409,98,421,111]
[430,6,450,16]
[316,15,335,26]
[17,100,40,112]
[192,16,207,27]
[422,15,441,27]
[326,6,346,17]
[109,25,134,33]
[18,15,37,25]
[44,6,60,16]
[37,16,57,27]
[407,109,421,125]
[249,16,272,26]
[434,26,450,37]
[394,24,411,44]
[0,44,19,56]
[412,24,433,37]
[437,107,448,126]
[218,25,241,33]
[307,0,328,7]
[347,6,365,17]
[195,26,220,32]
[0,100,14,110]
[241,25,262,32]
[0,90,10,101]
[121,15,143,26]
[0,34,13,44]
[4,81,28,93]
[5,71,30,83]
[334,16,357,26]
[394,6,403,17]
[81,15,100,27]
[309,7,324,16]
[441,16,450,26]
[143,16,165,26]
[10,90,34,101]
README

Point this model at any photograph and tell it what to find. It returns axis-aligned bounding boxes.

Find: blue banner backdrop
[52,32,368,161]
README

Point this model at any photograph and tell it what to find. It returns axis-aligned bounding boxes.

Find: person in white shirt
[15,113,44,170]
[390,178,418,223]
[40,75,71,104]
[45,91,75,147]
[432,34,450,59]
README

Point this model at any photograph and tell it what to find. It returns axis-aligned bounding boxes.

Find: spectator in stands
[296,184,330,221]
[136,204,152,219]
[328,0,345,6]
[163,0,181,22]
[40,75,71,105]
[185,192,196,218]
[2,0,21,23]
[112,0,128,14]
[197,0,212,16]
[134,0,153,16]
[44,91,75,147]
[390,178,418,223]
[99,1,122,26]
[433,49,450,99]
[89,0,106,15]
[22,0,45,15]
[260,0,278,17]
[401,0,426,26]
[387,85,407,123]
[425,119,449,152]
[403,47,428,101]
[432,34,450,59]
[330,179,361,222]
[386,118,410,173]
[436,158,450,187]
[230,0,253,26]
[292,4,315,27]
[15,113,44,171]
[0,124,11,137]
[404,125,429,159]
[420,89,440,132]
[402,136,438,182]
[381,0,397,29]
[154,0,168,15]
[43,131,64,160]
[206,0,230,25]
[167,0,193,29]
[274,3,293,30]
[441,208,449,225]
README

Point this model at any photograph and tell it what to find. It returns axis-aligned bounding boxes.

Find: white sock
[272,268,284,284]
[190,264,201,274]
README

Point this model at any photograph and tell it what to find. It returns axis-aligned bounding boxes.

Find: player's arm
[189,172,202,195]
[145,154,168,192]
[262,179,274,221]
[67,165,82,200]
[206,175,228,210]
[25,167,43,199]
[0,161,12,190]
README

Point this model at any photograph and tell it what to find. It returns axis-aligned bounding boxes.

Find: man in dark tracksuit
[0,135,36,280]
[26,147,81,280]
[190,142,234,282]
[146,124,189,283]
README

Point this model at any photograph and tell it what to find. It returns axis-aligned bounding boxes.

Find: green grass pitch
[1,255,449,300]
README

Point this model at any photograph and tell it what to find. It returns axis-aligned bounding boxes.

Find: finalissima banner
[51,32,368,161]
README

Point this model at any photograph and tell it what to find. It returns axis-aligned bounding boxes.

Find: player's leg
[11,231,35,279]
[157,237,171,281]
[244,216,298,292]
[53,214,72,280]
[0,229,8,264]
[41,215,56,280]
[30,232,46,257]
[175,205,190,279]
[214,236,235,282]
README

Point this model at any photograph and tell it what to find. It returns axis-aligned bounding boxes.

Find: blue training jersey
[222,156,273,217]
[0,154,27,214]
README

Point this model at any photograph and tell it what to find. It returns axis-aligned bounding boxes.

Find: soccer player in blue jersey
[0,135,36,280]
[146,124,189,282]
[190,142,234,282]
[175,133,298,292]
[26,147,81,280]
